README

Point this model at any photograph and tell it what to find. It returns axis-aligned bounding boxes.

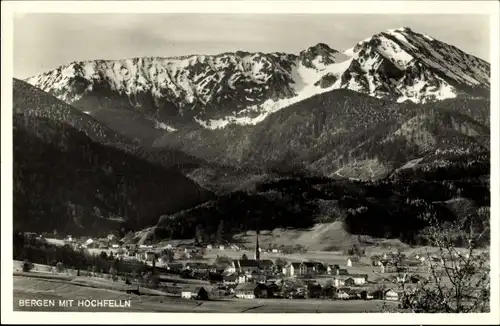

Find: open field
[13,274,397,312]
[232,222,412,252]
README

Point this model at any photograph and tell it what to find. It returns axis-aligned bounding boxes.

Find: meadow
[13,274,395,313]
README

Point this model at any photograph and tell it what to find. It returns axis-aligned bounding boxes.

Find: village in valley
[14,228,466,311]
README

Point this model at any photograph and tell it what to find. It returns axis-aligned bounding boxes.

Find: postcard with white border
[1,1,499,324]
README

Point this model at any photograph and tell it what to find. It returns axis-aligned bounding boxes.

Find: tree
[99,251,108,260]
[275,258,288,270]
[216,220,224,245]
[109,267,118,281]
[161,250,174,263]
[380,213,490,313]
[130,268,139,282]
[142,271,160,289]
[56,262,65,273]
[214,255,232,269]
[241,253,248,260]
[22,260,33,272]
[195,224,204,244]
[306,282,322,299]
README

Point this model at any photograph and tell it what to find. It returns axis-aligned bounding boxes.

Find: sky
[13,13,490,79]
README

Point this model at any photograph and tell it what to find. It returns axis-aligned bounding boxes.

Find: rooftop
[235,283,260,291]
[238,259,260,267]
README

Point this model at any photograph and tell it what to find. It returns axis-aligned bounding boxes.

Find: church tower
[254,228,260,261]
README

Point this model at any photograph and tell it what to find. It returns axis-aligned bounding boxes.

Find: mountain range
[26,27,489,132]
[15,26,491,242]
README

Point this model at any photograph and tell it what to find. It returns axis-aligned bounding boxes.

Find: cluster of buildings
[180,280,407,302]
[31,231,431,304]
[175,233,426,303]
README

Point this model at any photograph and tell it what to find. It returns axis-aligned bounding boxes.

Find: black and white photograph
[1,0,499,323]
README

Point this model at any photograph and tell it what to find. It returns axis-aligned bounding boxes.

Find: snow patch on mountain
[201,57,354,130]
[154,120,177,132]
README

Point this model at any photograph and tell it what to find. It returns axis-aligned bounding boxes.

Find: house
[299,262,317,276]
[364,291,374,300]
[183,246,197,253]
[409,274,425,284]
[282,261,318,277]
[206,244,212,250]
[396,273,408,283]
[336,268,348,276]
[224,261,237,274]
[180,286,209,300]
[314,262,328,274]
[111,244,120,249]
[185,262,210,273]
[327,264,341,274]
[235,283,268,299]
[252,272,267,283]
[349,288,364,300]
[371,255,381,266]
[237,273,248,284]
[346,258,352,267]
[384,288,400,301]
[166,262,184,272]
[158,255,171,265]
[235,259,260,275]
[333,276,355,287]
[344,277,355,286]
[350,274,368,285]
[135,251,144,261]
[282,262,301,277]
[208,265,218,273]
[222,273,239,285]
[219,245,225,250]
[235,283,256,299]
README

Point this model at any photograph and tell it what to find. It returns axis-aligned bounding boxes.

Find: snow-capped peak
[25,27,490,130]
